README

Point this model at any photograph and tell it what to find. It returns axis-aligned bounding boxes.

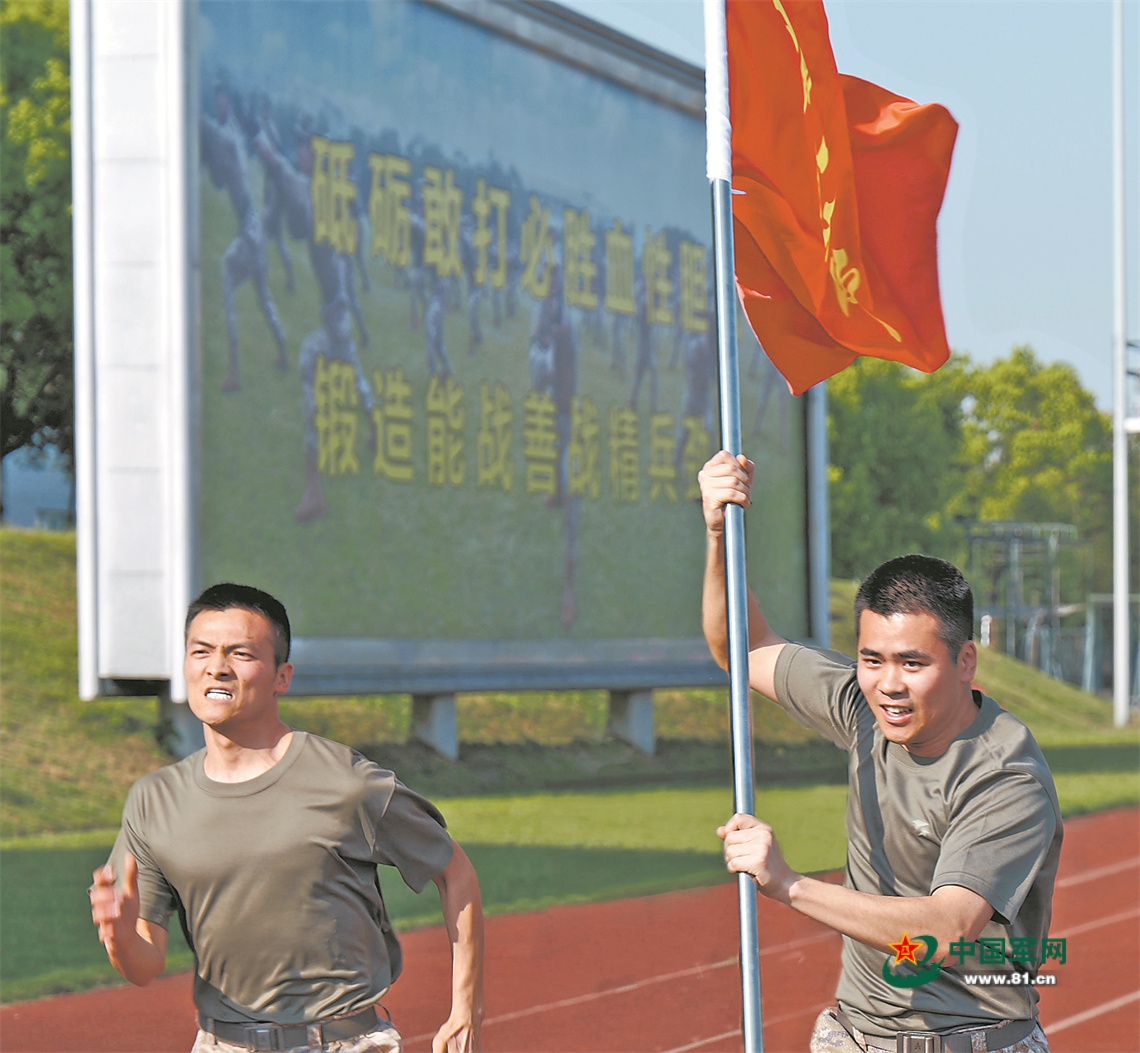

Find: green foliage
[0,0,74,480]
[950,347,1115,589]
[828,347,1129,592]
[827,357,967,578]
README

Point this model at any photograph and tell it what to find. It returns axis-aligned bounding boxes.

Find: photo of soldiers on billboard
[193,0,807,652]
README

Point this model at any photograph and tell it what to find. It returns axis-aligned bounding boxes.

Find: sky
[558,0,1139,412]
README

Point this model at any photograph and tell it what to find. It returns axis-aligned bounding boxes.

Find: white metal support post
[412,695,459,760]
[71,0,100,702]
[1112,0,1132,727]
[608,690,655,754]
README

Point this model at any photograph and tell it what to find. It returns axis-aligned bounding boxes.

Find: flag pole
[705,1,764,1050]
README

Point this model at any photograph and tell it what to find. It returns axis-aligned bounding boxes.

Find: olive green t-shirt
[110,731,454,1025]
[774,644,1062,1037]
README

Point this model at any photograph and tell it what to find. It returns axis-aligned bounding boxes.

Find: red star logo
[889,933,923,966]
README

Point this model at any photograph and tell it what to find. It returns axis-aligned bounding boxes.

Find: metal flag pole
[704,1,764,1050]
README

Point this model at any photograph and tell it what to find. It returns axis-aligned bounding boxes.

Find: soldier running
[253,123,376,523]
[200,83,287,392]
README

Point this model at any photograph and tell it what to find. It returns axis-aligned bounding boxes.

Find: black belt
[835,1008,1037,1053]
[200,1005,381,1051]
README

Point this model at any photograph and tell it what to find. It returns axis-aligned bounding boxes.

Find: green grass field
[1,529,1135,1002]
[0,784,849,1003]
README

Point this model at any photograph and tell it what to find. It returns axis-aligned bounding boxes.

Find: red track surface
[2,807,1135,1053]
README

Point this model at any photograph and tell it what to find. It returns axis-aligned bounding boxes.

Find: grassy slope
[1,532,1135,1002]
[0,531,173,836]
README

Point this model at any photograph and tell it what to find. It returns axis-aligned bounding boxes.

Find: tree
[827,345,1124,596]
[949,346,1115,590]
[827,356,967,579]
[0,0,74,504]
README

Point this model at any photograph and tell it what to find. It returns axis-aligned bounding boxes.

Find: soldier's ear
[958,640,977,683]
[275,662,294,695]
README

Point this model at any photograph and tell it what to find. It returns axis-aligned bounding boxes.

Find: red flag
[727,0,958,395]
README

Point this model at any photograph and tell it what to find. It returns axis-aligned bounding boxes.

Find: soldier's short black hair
[185,583,291,666]
[854,555,973,660]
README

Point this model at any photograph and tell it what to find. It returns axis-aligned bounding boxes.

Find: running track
[2,807,1135,1053]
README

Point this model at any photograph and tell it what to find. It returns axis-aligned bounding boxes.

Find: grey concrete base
[412,694,458,760]
[158,688,205,758]
[608,689,655,755]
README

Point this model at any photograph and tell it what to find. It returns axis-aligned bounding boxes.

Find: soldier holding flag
[700,451,1059,1053]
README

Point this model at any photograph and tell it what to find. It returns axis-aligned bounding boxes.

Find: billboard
[190,0,810,692]
[73,0,820,702]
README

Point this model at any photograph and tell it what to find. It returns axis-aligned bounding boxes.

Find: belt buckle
[243,1024,285,1051]
[898,1035,942,1053]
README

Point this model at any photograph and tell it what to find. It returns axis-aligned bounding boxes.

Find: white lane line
[406,856,1137,1047]
[1051,905,1139,939]
[1045,989,1140,1033]
[407,931,840,1043]
[482,957,737,1025]
[759,931,839,957]
[405,958,737,1043]
[661,1028,741,1053]
[1056,857,1138,888]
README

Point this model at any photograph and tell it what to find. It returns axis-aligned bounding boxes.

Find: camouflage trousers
[191,1022,401,1053]
[810,1008,1051,1053]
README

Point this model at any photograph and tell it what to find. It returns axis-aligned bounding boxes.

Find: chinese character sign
[194,0,808,650]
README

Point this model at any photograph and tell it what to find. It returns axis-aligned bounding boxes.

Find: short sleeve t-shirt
[774,644,1062,1037]
[110,731,454,1026]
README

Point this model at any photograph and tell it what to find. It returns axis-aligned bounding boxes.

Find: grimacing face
[184,607,292,733]
[855,608,978,757]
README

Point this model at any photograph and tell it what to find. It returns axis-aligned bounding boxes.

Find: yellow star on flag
[889,933,923,966]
